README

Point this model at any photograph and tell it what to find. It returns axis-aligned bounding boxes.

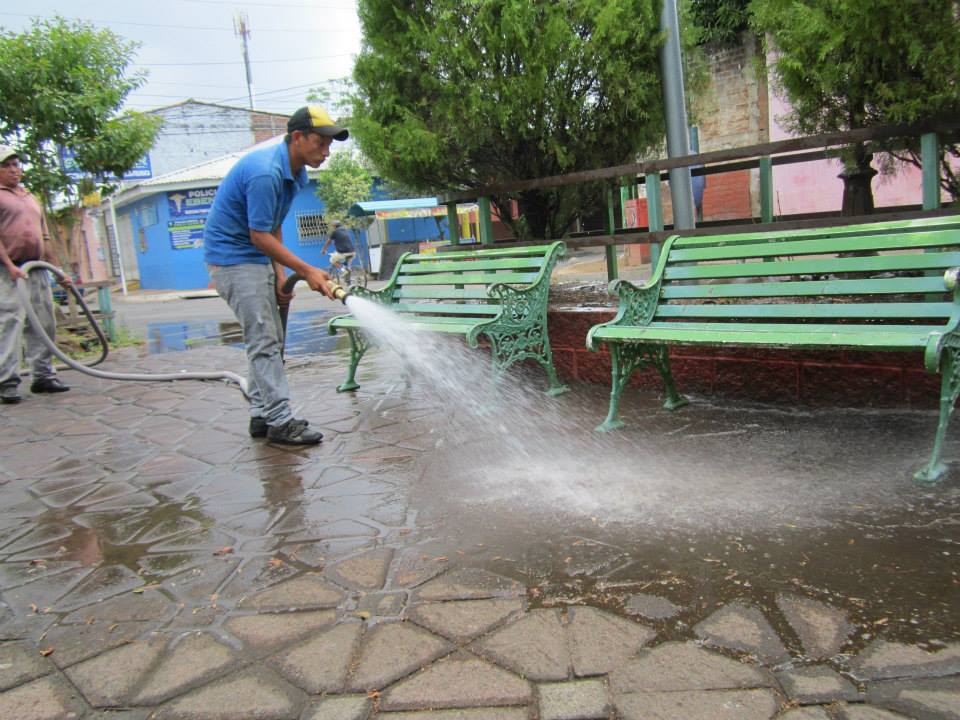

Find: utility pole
[233,11,255,110]
[658,0,695,230]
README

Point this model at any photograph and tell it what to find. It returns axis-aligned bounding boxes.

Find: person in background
[203,106,347,445]
[321,219,356,276]
[0,145,71,405]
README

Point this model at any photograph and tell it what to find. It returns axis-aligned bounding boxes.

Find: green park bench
[328,241,569,396]
[586,215,960,482]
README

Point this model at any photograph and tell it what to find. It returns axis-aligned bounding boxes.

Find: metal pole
[106,197,128,297]
[235,12,256,110]
[658,0,695,230]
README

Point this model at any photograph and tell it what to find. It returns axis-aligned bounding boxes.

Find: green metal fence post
[445,202,460,245]
[645,172,664,269]
[759,156,774,223]
[97,285,117,344]
[922,133,941,211]
[605,185,619,281]
[478,196,494,246]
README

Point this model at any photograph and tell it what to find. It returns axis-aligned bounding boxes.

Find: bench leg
[916,348,960,482]
[597,344,629,432]
[650,345,689,411]
[484,323,569,396]
[596,344,688,432]
[540,345,570,396]
[337,329,368,393]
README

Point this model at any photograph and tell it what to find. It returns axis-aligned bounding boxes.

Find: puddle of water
[409,392,960,645]
[146,309,343,356]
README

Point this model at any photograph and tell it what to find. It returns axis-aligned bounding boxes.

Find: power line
[173,0,356,10]
[133,52,353,67]
[0,12,353,34]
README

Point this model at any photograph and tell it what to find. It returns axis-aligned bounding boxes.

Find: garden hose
[278,273,349,339]
[15,261,249,397]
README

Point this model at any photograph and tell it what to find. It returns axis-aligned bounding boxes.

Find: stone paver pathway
[0,344,957,719]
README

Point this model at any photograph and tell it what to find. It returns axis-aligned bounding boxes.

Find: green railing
[437,121,960,282]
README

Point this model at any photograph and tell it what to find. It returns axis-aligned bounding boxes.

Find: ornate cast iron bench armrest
[585,278,663,351]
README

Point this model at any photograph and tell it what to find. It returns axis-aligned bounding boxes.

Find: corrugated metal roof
[348,197,439,216]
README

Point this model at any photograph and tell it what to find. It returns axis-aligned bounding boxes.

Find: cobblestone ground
[0,344,957,719]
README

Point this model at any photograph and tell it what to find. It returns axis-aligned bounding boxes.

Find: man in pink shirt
[0,145,71,404]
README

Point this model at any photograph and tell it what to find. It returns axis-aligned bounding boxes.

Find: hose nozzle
[325,280,351,304]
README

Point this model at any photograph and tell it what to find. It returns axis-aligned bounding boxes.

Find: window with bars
[295,212,328,245]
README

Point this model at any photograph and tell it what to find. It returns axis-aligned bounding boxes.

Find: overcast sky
[0,0,363,117]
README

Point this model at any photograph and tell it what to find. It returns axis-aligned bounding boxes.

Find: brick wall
[692,32,769,221]
[701,169,752,221]
[251,112,288,144]
[546,308,940,408]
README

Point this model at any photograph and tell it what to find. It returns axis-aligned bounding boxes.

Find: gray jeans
[207,263,293,427]
[0,269,57,391]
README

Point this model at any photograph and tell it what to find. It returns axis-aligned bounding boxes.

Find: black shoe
[249,416,268,438]
[267,418,323,445]
[30,377,69,394]
[1,394,20,404]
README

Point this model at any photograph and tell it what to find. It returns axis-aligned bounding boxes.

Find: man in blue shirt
[204,106,347,445]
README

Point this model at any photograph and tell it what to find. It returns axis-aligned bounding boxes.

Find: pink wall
[768,90,929,216]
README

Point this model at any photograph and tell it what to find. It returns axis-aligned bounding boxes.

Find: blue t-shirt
[203,142,308,265]
[329,227,354,253]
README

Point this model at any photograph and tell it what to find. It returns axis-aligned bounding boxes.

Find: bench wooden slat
[397,272,541,285]
[395,287,493,300]
[390,303,501,316]
[331,316,481,334]
[655,302,955,320]
[405,244,559,262]
[668,229,960,263]
[660,276,948,299]
[672,214,960,248]
[399,257,545,274]
[664,252,960,281]
[643,320,944,333]
[592,325,933,349]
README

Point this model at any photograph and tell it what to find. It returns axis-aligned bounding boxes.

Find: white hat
[0,145,19,163]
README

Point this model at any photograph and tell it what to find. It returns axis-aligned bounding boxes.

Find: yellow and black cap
[287,106,348,141]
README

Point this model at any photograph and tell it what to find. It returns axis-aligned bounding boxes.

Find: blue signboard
[58,147,153,181]
[167,188,216,218]
[167,187,217,250]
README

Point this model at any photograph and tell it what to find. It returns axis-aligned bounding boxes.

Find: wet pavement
[0,338,958,719]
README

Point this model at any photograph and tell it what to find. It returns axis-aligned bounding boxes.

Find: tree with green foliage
[688,0,752,46]
[350,0,667,240]
[0,17,161,259]
[751,0,960,207]
[314,148,374,246]
[306,78,356,123]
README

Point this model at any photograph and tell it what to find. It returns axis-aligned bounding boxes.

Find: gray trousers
[0,269,57,391]
[208,263,293,427]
